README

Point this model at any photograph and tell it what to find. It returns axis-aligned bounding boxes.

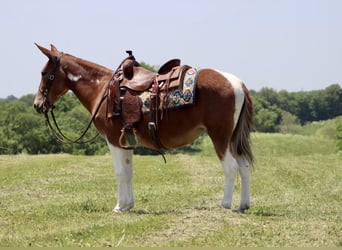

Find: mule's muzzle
[33,101,54,114]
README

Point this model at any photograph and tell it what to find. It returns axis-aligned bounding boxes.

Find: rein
[44,92,107,144]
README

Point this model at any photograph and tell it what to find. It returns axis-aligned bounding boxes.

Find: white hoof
[112,203,134,213]
[221,201,231,209]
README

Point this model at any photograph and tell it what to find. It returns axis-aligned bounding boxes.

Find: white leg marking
[215,70,245,129]
[237,156,250,211]
[221,147,238,209]
[107,141,134,212]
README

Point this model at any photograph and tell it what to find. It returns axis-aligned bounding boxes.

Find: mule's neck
[61,55,113,114]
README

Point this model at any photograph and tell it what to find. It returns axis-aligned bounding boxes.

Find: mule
[33,44,254,213]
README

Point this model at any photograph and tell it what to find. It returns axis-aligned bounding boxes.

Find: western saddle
[107,51,190,150]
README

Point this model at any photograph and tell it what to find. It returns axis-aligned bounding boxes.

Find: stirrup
[119,128,138,149]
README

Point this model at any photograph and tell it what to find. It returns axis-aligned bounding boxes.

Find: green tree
[322,84,342,119]
[258,87,280,106]
[253,96,282,132]
[279,111,301,134]
[140,61,157,72]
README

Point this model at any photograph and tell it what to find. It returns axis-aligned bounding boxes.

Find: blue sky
[0,0,341,98]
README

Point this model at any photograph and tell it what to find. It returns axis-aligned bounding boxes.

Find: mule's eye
[41,72,47,77]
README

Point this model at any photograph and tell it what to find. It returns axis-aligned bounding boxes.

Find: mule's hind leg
[221,147,239,209]
[236,156,250,212]
[107,141,134,212]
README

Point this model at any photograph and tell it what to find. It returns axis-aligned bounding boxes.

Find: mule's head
[33,43,69,114]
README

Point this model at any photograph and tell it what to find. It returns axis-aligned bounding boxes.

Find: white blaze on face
[216,70,245,130]
[67,72,82,82]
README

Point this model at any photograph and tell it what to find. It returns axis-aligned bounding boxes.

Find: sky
[0,0,341,98]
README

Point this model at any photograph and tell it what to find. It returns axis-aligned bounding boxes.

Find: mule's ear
[34,42,54,60]
[50,44,59,53]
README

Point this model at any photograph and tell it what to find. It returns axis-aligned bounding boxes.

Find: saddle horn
[122,50,141,79]
[126,50,133,57]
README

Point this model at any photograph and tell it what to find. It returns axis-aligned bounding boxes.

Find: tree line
[0,83,341,155]
[252,84,342,133]
[0,94,108,155]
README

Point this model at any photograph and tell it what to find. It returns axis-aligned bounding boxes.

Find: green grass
[0,133,341,247]
[297,116,342,140]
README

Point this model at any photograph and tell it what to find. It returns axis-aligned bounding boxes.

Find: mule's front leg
[107,142,134,212]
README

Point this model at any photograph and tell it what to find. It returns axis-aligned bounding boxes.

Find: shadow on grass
[131,208,181,216]
[134,146,202,156]
[250,205,283,217]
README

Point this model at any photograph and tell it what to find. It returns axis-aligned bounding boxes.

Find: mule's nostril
[33,103,42,113]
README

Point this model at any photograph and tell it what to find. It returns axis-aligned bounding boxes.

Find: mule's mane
[62,53,113,80]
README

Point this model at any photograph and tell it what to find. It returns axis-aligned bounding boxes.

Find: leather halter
[42,54,108,144]
[40,55,62,112]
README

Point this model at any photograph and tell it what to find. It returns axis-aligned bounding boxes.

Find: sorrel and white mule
[33,44,254,213]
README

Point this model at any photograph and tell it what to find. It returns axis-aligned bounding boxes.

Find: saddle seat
[158,59,181,74]
[119,57,181,92]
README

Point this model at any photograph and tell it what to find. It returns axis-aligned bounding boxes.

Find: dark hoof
[233,207,249,214]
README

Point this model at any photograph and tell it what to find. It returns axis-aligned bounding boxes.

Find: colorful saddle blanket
[140,67,198,113]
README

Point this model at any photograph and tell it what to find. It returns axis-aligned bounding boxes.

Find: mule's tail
[230,84,254,165]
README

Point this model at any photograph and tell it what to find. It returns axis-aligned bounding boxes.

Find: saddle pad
[140,67,199,114]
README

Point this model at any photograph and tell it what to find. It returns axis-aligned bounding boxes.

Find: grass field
[0,133,341,247]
